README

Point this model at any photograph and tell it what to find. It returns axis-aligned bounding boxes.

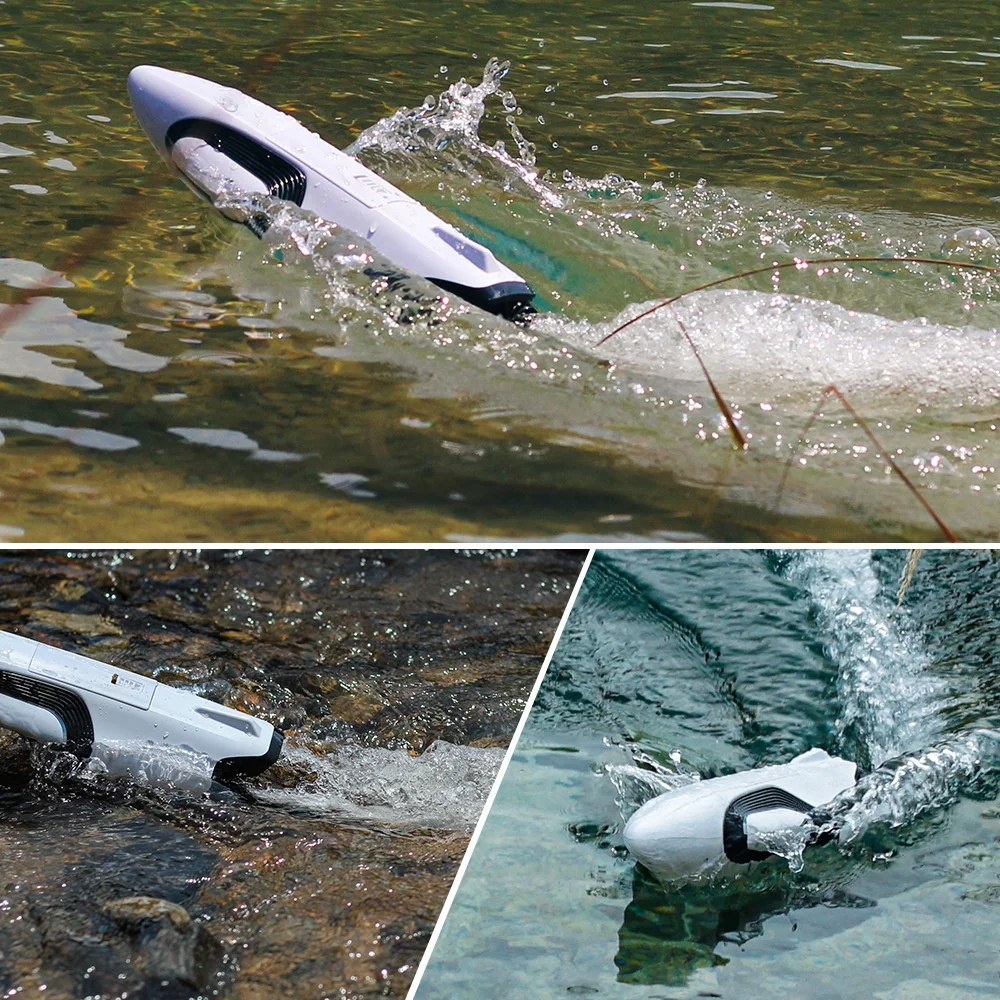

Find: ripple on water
[3,34,1000,540]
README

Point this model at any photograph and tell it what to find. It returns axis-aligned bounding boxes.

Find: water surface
[415,549,1000,998]
[3,2,1000,539]
[0,548,583,999]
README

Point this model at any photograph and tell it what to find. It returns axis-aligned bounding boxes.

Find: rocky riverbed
[0,549,583,999]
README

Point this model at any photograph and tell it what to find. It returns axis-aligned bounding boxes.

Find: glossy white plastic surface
[0,629,278,782]
[127,64,532,304]
[623,747,857,882]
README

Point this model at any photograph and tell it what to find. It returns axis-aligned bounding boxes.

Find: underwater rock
[0,730,33,787]
[196,815,468,1000]
[0,803,222,997]
[25,607,123,636]
[103,895,226,992]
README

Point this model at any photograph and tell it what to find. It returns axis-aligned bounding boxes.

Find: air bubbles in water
[942,226,998,259]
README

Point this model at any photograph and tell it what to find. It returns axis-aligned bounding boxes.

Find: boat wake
[250,739,506,828]
[613,551,999,878]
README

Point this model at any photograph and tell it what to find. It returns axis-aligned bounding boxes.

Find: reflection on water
[2,1,1000,539]
[414,550,1000,999]
[0,263,166,388]
[616,864,876,987]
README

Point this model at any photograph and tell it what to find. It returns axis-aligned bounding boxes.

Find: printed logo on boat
[351,172,396,208]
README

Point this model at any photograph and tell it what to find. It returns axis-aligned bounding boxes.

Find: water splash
[254,740,506,827]
[746,822,815,874]
[25,735,508,828]
[752,729,1000,872]
[783,550,949,768]
[192,66,1000,423]
[348,57,561,208]
[605,760,699,823]
[89,739,216,793]
[829,728,1000,844]
[349,57,515,155]
[29,739,216,795]
[560,288,1000,411]
[612,553,994,879]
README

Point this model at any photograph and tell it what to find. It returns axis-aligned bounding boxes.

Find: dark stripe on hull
[0,670,94,756]
[213,728,284,782]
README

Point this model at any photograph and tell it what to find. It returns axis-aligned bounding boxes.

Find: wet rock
[142,594,219,629]
[51,578,90,602]
[0,803,222,998]
[105,894,194,931]
[196,816,468,1000]
[104,895,226,992]
[25,607,122,636]
[469,735,510,749]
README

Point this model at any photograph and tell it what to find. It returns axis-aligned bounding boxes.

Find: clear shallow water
[0,548,582,999]
[414,549,1000,999]
[3,2,1000,539]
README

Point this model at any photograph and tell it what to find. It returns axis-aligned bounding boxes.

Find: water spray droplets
[348,56,556,205]
[784,550,949,769]
[605,760,699,823]
[351,56,514,152]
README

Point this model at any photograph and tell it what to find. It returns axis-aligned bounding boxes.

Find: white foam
[256,740,507,827]
[784,550,948,767]
[546,288,1000,410]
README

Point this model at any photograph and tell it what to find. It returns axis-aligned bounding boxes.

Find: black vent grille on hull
[722,785,815,864]
[165,118,307,236]
[0,669,94,756]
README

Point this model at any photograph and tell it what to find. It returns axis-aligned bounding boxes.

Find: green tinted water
[3,1,1000,540]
